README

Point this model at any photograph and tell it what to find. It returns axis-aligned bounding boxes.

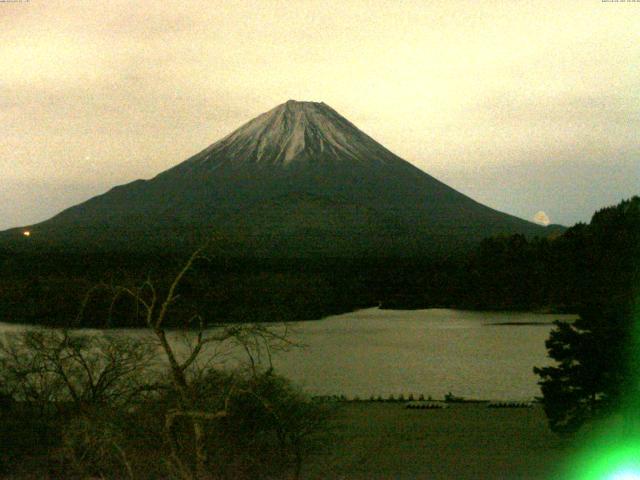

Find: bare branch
[75,282,110,326]
[155,246,205,330]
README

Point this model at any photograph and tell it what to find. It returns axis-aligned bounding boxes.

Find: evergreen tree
[534,302,636,433]
[534,197,640,433]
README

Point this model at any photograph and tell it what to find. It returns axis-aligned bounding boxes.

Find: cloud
[533,211,551,226]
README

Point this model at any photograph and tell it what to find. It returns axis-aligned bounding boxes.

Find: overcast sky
[1,0,638,230]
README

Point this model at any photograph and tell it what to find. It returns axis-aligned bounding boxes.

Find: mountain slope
[1,100,558,256]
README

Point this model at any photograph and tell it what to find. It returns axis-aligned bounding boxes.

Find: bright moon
[533,211,550,226]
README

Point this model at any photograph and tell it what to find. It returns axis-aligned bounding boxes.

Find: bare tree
[0,329,156,413]
[108,247,293,479]
[0,246,327,480]
[0,328,158,479]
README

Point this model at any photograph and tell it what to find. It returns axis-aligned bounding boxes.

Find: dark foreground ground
[304,403,575,480]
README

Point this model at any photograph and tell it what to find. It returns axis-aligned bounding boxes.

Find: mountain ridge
[1,100,561,256]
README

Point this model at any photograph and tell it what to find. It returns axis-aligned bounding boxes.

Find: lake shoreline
[0,304,577,330]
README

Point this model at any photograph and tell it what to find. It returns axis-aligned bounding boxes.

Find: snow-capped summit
[176,100,400,171]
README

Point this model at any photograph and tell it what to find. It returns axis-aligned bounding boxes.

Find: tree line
[3,199,636,325]
[534,196,639,434]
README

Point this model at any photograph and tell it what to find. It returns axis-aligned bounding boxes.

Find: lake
[271,308,576,401]
[0,308,577,401]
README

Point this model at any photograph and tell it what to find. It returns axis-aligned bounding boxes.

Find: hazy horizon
[2,0,638,230]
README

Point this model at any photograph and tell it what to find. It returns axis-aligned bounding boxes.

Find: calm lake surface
[0,308,577,401]
[272,308,576,401]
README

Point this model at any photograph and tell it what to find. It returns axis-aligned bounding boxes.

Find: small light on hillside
[23,230,31,237]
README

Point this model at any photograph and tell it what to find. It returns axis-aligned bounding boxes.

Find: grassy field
[303,402,577,479]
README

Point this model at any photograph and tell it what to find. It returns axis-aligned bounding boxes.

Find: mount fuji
[2,100,558,256]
